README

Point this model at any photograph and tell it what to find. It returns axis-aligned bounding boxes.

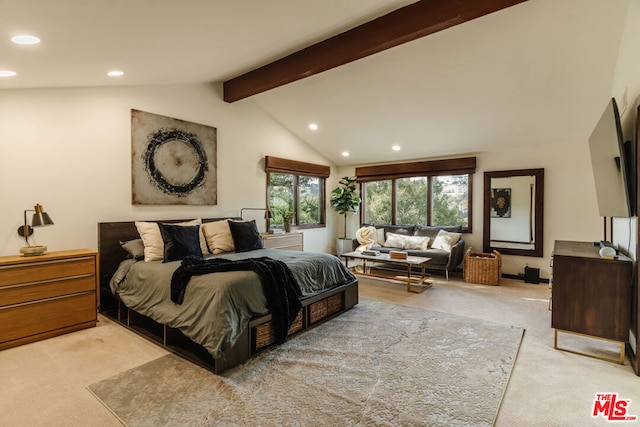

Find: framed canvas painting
[131,110,217,205]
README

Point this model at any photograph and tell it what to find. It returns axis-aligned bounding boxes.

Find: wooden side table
[0,249,99,350]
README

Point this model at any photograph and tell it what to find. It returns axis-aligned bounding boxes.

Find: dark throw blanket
[171,256,302,344]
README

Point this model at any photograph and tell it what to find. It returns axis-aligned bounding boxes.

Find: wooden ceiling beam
[223,0,527,102]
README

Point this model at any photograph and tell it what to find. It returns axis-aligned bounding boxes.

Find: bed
[98,217,358,374]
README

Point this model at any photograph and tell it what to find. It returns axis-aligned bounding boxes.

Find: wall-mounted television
[588,97,636,217]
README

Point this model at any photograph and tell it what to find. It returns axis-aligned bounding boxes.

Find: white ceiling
[0,0,630,166]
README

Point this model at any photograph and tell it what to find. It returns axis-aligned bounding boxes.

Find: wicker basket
[309,293,344,324]
[463,249,502,286]
[254,310,304,350]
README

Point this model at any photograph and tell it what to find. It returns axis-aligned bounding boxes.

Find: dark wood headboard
[97,217,240,292]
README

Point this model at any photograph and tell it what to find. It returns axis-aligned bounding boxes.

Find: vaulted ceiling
[0,0,630,165]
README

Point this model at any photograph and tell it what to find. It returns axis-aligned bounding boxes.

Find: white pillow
[201,220,235,254]
[431,230,462,252]
[135,218,206,262]
[404,236,430,250]
[375,228,385,246]
[383,232,408,248]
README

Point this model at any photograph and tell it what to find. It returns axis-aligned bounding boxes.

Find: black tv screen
[588,97,635,217]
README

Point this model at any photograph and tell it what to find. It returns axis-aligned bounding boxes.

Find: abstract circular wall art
[131,109,217,205]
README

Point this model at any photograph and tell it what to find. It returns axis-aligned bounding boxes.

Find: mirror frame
[483,168,544,257]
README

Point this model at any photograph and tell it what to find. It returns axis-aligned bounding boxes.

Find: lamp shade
[31,204,54,227]
[241,207,273,219]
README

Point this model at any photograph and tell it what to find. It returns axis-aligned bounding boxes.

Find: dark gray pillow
[414,225,461,239]
[158,223,203,262]
[109,258,137,293]
[120,238,145,260]
[228,220,263,252]
[383,227,413,237]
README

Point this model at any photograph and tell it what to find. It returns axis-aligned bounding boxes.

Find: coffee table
[341,251,432,293]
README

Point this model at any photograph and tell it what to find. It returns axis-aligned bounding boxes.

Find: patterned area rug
[89,299,524,427]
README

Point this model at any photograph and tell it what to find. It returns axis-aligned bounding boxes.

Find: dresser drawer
[261,233,303,250]
[0,275,96,307]
[0,292,96,346]
[0,256,95,287]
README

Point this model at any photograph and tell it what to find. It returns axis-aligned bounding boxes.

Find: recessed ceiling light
[107,70,124,77]
[11,35,40,45]
[309,123,318,131]
[0,70,17,77]
[342,151,350,157]
[392,145,401,151]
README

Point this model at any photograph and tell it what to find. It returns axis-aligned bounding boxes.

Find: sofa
[353,224,465,280]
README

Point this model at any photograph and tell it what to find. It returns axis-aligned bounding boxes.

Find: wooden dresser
[0,249,99,350]
[551,240,632,363]
[261,232,303,251]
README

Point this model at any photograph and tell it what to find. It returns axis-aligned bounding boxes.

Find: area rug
[88,299,524,427]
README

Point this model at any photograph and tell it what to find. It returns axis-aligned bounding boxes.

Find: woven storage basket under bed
[463,249,502,286]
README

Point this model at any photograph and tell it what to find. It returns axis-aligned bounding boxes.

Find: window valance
[355,157,476,182]
[265,156,330,178]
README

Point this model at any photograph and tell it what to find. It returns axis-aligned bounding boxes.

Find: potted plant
[273,206,294,232]
[331,176,361,255]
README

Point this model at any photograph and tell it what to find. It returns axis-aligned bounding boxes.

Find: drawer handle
[0,256,94,270]
[0,290,94,310]
[0,274,94,290]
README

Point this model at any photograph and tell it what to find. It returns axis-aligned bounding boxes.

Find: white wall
[0,83,339,256]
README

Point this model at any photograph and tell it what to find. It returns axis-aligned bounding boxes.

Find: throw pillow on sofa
[383,232,408,248]
[383,233,429,250]
[414,225,462,248]
[404,236,430,250]
[431,229,462,252]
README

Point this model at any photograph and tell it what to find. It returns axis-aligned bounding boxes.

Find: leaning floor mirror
[483,168,544,257]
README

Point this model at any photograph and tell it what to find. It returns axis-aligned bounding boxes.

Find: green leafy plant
[331,176,362,238]
[272,205,295,231]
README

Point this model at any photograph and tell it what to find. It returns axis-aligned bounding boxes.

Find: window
[357,157,475,232]
[265,156,329,230]
[363,180,392,224]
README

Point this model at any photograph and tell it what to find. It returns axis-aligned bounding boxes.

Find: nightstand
[0,249,99,350]
[260,232,303,251]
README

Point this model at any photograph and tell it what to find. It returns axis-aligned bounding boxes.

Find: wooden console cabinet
[0,249,99,350]
[261,232,303,251]
[551,240,632,363]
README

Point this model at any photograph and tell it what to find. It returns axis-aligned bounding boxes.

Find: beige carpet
[88,298,524,427]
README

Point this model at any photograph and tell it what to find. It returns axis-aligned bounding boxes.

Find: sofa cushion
[381,233,430,251]
[383,232,408,248]
[376,225,414,237]
[404,236,430,250]
[431,229,462,252]
[414,225,462,247]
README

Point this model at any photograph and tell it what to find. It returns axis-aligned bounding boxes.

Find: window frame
[356,157,475,232]
[265,156,329,231]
